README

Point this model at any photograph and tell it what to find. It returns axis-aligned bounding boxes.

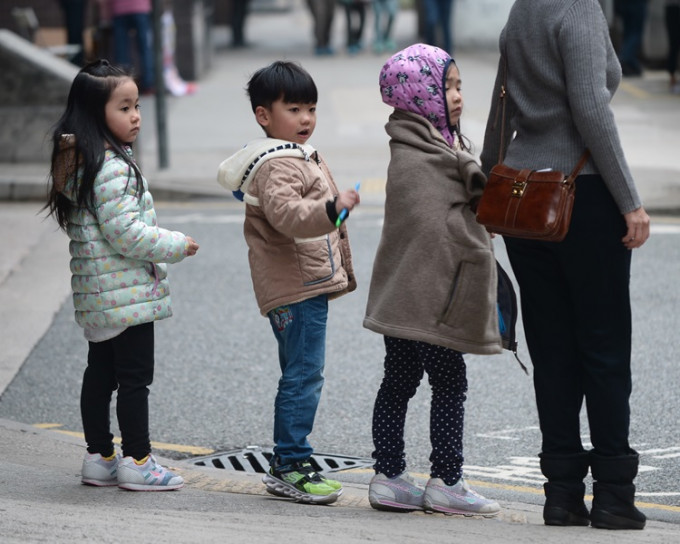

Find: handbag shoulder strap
[496,55,508,165]
[496,45,590,176]
[566,149,591,183]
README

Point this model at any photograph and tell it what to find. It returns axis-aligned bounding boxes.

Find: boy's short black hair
[247,61,318,112]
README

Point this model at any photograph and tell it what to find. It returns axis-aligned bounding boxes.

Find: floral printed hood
[379,43,456,147]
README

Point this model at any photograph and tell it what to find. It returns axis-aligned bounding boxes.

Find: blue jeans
[268,295,328,465]
[112,12,154,91]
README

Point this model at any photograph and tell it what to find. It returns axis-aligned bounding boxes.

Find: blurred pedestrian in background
[666,0,680,93]
[372,0,398,53]
[339,0,369,54]
[161,0,197,96]
[423,0,454,54]
[306,0,336,55]
[110,0,155,94]
[57,0,87,65]
[614,0,648,76]
[231,0,251,48]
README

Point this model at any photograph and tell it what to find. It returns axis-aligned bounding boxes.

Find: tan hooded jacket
[217,138,356,315]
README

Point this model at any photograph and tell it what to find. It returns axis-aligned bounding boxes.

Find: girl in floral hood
[364,43,502,516]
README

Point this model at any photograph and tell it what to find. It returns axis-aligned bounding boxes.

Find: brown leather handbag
[476,57,589,242]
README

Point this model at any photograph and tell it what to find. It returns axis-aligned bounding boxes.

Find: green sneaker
[320,473,342,491]
[292,462,342,491]
[262,461,343,504]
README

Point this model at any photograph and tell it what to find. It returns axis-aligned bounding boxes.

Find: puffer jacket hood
[52,134,78,194]
[379,43,456,147]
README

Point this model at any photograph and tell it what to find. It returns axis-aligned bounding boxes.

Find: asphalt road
[1,201,679,524]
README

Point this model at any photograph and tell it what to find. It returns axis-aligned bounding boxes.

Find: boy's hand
[186,236,200,256]
[335,188,361,215]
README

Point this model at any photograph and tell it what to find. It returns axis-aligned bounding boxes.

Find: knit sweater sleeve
[560,0,641,213]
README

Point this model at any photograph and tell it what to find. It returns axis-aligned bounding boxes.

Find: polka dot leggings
[372,335,468,486]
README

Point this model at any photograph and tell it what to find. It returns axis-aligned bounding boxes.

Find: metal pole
[151,0,169,169]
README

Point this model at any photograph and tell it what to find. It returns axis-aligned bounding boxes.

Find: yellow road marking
[619,81,651,99]
[33,424,680,513]
[33,423,214,456]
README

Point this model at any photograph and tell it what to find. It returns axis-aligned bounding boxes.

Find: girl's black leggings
[372,336,467,485]
[81,322,155,460]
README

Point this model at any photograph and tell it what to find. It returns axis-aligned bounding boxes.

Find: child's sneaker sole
[118,481,184,492]
[82,477,118,487]
[262,473,342,504]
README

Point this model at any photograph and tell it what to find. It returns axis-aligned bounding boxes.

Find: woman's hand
[622,206,650,249]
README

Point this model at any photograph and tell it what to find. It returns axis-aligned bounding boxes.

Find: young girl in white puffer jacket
[46,59,199,491]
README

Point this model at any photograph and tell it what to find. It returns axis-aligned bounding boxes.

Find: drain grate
[190,446,374,474]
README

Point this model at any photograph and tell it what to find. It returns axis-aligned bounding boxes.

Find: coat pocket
[439,252,495,334]
[295,234,336,285]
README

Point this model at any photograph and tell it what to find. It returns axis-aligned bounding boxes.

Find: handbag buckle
[511,181,526,197]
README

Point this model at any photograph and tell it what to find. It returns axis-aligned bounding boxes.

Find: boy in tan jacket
[217,61,359,505]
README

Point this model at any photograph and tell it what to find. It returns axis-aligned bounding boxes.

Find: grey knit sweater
[480,0,642,214]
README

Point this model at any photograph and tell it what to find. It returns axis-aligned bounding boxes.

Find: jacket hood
[216,138,316,205]
[379,43,456,147]
[52,134,77,193]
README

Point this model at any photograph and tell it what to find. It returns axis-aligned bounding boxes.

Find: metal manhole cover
[190,446,374,474]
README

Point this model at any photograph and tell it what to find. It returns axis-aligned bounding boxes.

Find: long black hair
[45,59,144,230]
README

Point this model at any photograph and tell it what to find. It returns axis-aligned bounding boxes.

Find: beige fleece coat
[364,110,502,354]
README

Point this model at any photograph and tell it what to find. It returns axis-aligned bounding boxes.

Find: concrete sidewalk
[1,416,678,543]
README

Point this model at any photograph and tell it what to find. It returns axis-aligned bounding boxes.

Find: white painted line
[636,492,680,497]
[475,426,540,440]
[638,446,680,454]
[651,224,680,234]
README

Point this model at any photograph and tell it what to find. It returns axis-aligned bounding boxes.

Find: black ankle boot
[543,482,590,526]
[540,452,590,526]
[591,482,646,530]
[590,452,646,530]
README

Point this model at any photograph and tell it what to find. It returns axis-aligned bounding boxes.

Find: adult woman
[480,0,650,531]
